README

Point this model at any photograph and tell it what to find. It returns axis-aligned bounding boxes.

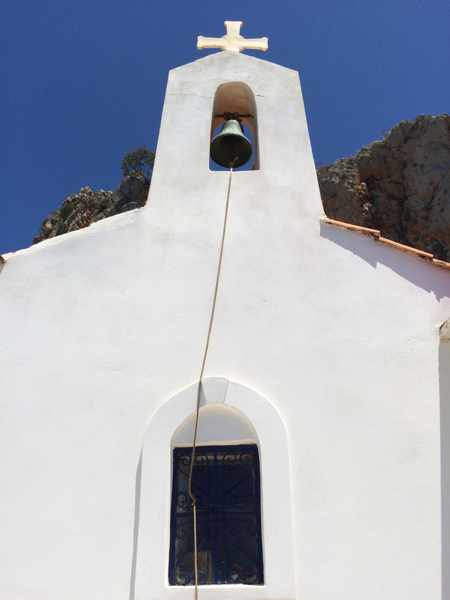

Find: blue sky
[2,0,449,253]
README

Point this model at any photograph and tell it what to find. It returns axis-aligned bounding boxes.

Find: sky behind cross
[2,0,450,253]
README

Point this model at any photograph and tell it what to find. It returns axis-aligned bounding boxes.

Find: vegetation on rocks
[33,149,153,244]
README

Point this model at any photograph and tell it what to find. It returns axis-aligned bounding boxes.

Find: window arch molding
[135,377,296,600]
[172,402,258,448]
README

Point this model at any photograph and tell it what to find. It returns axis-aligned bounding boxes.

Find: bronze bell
[210,118,252,168]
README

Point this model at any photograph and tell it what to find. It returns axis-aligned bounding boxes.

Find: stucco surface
[1,51,450,600]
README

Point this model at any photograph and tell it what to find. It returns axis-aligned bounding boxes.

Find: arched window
[210,82,259,172]
[135,378,295,600]
[169,405,264,585]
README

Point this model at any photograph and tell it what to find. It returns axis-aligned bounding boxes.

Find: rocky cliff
[318,114,450,259]
[33,115,450,259]
[33,173,149,244]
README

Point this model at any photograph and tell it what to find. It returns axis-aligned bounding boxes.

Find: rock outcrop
[32,173,149,244]
[319,114,450,259]
[33,115,450,260]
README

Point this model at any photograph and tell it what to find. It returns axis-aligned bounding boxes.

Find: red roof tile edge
[321,217,450,271]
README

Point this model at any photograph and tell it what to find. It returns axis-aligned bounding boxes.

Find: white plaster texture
[1,51,450,600]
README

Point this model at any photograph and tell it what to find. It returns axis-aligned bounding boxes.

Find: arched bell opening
[209,82,260,172]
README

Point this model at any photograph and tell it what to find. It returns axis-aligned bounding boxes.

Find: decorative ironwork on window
[169,444,264,586]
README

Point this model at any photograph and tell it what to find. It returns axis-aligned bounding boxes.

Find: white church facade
[1,21,450,600]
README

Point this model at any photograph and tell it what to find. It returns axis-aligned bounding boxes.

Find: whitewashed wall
[1,51,450,600]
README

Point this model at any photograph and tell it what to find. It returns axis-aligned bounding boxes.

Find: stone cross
[197,21,268,54]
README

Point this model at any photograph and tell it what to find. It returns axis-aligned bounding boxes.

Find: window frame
[168,443,264,586]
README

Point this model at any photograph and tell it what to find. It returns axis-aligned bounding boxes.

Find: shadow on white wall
[321,223,450,300]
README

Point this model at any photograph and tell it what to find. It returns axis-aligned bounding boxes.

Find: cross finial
[197,21,268,54]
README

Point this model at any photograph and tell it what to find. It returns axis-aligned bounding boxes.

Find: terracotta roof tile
[377,236,434,260]
[321,218,380,238]
[432,258,450,271]
[321,217,450,271]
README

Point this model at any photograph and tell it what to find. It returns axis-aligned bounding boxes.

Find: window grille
[169,444,264,585]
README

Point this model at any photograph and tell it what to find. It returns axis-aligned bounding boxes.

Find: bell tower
[135,22,324,600]
[144,24,323,222]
